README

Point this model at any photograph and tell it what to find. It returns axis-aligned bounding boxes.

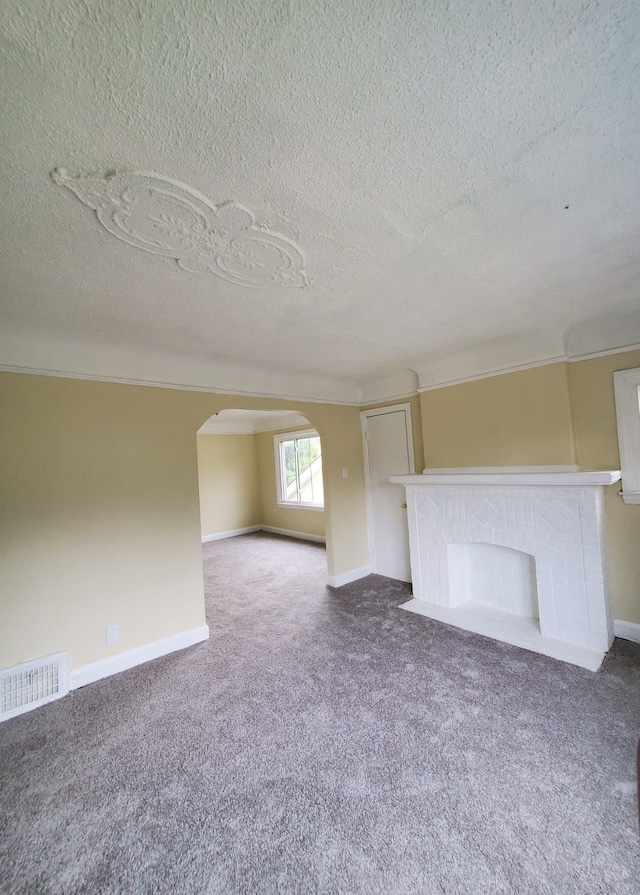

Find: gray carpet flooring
[1,531,639,894]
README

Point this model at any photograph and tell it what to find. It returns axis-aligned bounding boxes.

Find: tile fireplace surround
[389,468,622,671]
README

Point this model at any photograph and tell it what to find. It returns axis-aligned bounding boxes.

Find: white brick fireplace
[390,468,622,670]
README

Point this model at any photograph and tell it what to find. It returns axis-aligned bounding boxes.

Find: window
[614,367,640,504]
[274,429,324,508]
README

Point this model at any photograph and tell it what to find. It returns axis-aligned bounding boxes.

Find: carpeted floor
[1,531,639,894]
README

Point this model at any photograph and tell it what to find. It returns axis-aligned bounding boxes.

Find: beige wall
[420,363,575,467]
[255,428,325,539]
[5,350,637,678]
[1,374,208,671]
[197,434,261,537]
[0,373,370,673]
[420,353,640,624]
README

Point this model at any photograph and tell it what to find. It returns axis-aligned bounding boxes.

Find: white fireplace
[389,468,622,670]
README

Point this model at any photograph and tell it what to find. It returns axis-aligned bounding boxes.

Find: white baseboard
[69,624,210,690]
[614,619,640,644]
[201,525,260,543]
[260,525,326,544]
[327,564,373,588]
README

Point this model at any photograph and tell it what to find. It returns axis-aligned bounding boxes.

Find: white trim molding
[273,427,324,509]
[326,564,373,588]
[0,359,360,406]
[417,344,640,393]
[570,344,640,362]
[423,465,580,475]
[275,503,324,512]
[69,624,210,690]
[261,525,325,544]
[203,525,325,544]
[614,619,640,644]
[417,355,568,392]
[202,526,261,543]
[391,470,621,487]
[613,367,640,502]
[3,342,640,408]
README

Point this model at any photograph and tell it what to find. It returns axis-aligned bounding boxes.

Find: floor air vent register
[0,652,69,722]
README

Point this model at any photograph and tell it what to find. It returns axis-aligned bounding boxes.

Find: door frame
[360,402,416,573]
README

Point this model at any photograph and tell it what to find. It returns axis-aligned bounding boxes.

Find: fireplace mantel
[390,469,621,487]
[390,467,621,670]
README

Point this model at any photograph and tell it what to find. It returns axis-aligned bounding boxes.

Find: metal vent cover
[0,651,69,722]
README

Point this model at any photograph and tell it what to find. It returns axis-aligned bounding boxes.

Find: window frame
[613,367,640,504]
[273,428,324,510]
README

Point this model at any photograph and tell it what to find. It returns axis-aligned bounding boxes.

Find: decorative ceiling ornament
[51,168,311,288]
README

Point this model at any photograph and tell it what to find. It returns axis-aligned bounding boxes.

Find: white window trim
[613,368,640,504]
[273,428,324,510]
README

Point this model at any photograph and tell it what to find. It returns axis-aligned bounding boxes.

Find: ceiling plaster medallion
[51,168,311,288]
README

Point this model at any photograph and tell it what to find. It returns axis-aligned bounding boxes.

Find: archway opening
[195,408,327,590]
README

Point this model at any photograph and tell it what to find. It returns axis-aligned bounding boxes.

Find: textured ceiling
[1,0,639,403]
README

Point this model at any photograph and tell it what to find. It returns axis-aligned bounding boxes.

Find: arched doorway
[195,407,326,567]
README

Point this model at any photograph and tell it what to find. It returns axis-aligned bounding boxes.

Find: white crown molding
[358,369,420,405]
[417,355,568,392]
[3,343,640,408]
[418,343,640,392]
[0,328,362,405]
[0,361,419,408]
[568,343,640,363]
[0,363,359,406]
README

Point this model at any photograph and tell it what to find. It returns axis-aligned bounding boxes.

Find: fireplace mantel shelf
[390,470,621,487]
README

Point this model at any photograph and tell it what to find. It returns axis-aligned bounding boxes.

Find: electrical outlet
[342,468,348,478]
[106,624,119,645]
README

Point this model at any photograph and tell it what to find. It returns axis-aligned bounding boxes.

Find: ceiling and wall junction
[1,0,639,403]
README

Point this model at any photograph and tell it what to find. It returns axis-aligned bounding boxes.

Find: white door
[361,404,414,582]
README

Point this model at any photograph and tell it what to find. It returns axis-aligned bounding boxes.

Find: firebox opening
[447,543,539,627]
